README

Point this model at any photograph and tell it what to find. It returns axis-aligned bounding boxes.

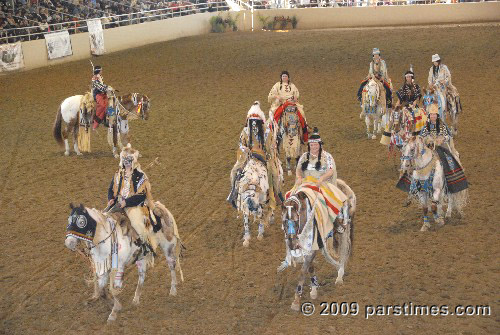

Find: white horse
[360,79,384,139]
[401,136,468,231]
[279,179,356,311]
[237,152,271,247]
[65,202,184,322]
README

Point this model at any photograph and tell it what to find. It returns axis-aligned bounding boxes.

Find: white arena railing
[0,0,496,44]
[0,1,230,44]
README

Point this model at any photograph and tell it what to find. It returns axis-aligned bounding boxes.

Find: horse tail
[53,106,64,146]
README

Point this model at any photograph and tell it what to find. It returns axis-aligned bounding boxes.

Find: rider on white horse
[268,70,306,121]
[106,144,160,250]
[427,54,453,118]
[358,48,393,109]
[227,102,269,208]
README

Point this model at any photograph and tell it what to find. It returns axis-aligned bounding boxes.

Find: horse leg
[432,165,445,226]
[64,138,70,156]
[286,157,292,176]
[257,216,264,241]
[365,115,371,139]
[335,214,351,285]
[308,252,319,299]
[419,192,431,232]
[291,254,312,311]
[242,214,250,247]
[86,273,107,303]
[295,156,300,171]
[132,260,148,305]
[73,124,82,156]
[107,292,122,322]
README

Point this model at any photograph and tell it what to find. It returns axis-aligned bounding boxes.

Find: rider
[296,127,337,186]
[357,48,392,108]
[419,104,460,163]
[91,65,112,130]
[396,67,422,110]
[107,144,159,249]
[427,54,453,118]
[227,101,268,208]
[268,70,306,120]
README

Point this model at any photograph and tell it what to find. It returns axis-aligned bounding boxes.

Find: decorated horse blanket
[273,101,308,142]
[286,176,347,250]
[436,147,468,193]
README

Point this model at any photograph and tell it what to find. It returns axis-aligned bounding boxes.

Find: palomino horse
[279,179,356,311]
[53,92,150,157]
[65,201,183,322]
[281,104,303,176]
[400,136,468,231]
[360,78,385,139]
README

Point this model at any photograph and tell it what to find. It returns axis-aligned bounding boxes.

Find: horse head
[117,94,151,120]
[282,192,307,252]
[363,79,380,108]
[401,136,426,172]
[65,203,98,251]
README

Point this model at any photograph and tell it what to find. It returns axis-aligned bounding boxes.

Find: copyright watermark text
[300,302,491,319]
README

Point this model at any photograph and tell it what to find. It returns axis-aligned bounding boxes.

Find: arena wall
[12,2,500,72]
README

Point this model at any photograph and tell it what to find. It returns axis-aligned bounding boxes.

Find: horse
[53,92,96,156]
[360,78,385,139]
[280,104,303,176]
[53,92,150,157]
[112,93,151,151]
[280,179,356,311]
[425,86,461,136]
[64,201,183,322]
[236,149,271,247]
[400,136,468,231]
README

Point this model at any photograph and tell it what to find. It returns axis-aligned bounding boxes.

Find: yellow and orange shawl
[286,176,347,249]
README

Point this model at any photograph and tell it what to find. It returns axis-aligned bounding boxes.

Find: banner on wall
[87,19,105,56]
[0,42,25,72]
[44,30,73,60]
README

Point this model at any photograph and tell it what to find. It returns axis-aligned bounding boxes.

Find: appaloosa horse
[279,179,356,311]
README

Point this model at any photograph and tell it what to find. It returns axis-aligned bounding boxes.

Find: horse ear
[79,203,84,211]
[69,203,74,209]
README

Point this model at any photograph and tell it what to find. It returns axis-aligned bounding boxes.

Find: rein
[114,93,146,120]
[88,217,117,250]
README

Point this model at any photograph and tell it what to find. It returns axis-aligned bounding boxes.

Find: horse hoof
[76,152,83,156]
[291,301,300,311]
[445,212,452,218]
[257,233,263,241]
[310,287,318,300]
[64,151,70,156]
[243,239,250,247]
[132,298,140,305]
[287,170,292,176]
[114,154,119,159]
[371,135,377,140]
[420,223,430,232]
[107,314,117,322]
[169,287,177,296]
[335,278,343,285]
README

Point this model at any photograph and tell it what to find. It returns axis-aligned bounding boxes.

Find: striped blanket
[286,176,347,249]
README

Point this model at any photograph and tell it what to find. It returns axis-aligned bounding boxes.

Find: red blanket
[273,101,308,142]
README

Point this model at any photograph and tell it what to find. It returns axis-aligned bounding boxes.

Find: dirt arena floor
[0,24,499,334]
